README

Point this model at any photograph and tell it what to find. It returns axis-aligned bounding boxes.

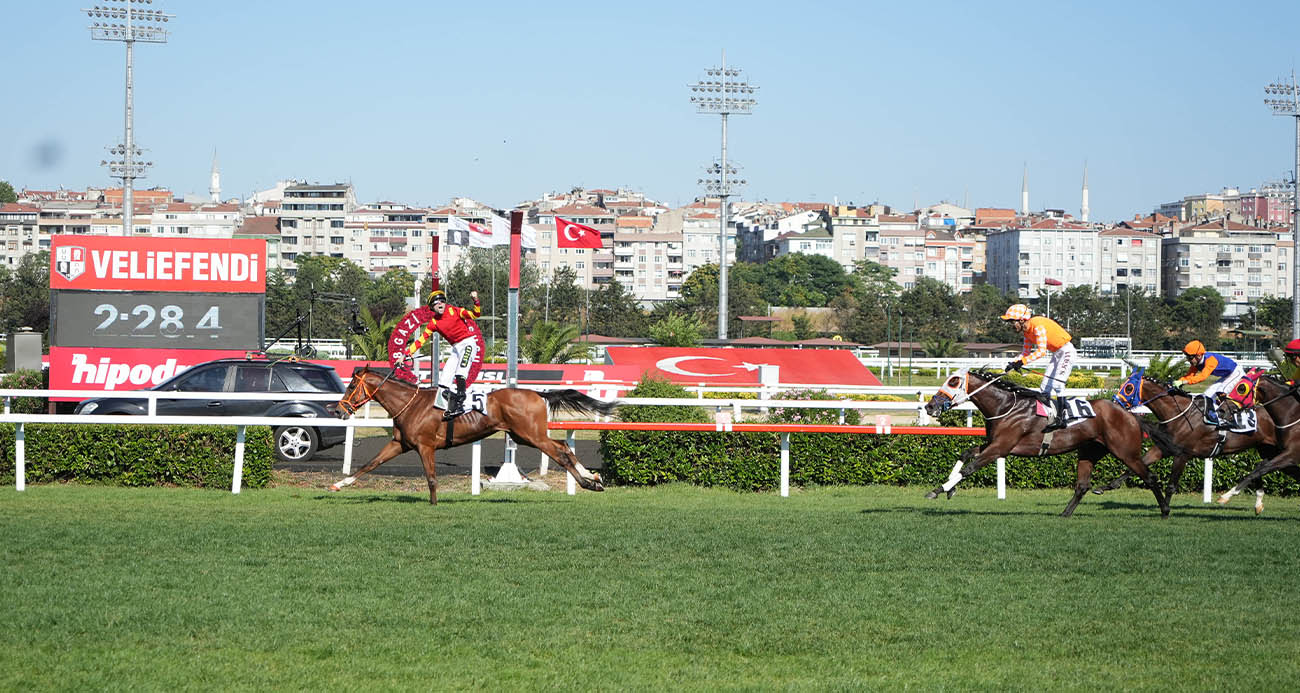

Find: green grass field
[3,483,1299,690]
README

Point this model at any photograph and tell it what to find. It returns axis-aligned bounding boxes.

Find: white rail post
[231,425,246,494]
[342,425,355,475]
[566,432,577,496]
[996,457,1006,499]
[539,449,549,477]
[471,440,482,495]
[1203,458,1213,503]
[15,422,25,492]
[780,432,790,497]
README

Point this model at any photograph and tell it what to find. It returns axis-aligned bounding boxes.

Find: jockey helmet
[1284,338,1300,355]
[1000,304,1032,321]
[428,289,447,305]
[1182,340,1206,358]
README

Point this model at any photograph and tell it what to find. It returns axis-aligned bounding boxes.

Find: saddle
[1034,397,1095,428]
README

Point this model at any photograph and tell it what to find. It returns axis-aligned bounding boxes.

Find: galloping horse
[1099,370,1281,508]
[332,366,616,504]
[1215,373,1300,509]
[923,368,1167,517]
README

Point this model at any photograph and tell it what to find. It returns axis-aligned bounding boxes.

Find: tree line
[0,248,1286,360]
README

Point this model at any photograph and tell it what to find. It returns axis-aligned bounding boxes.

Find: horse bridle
[338,369,420,420]
[940,371,1019,420]
[1251,376,1300,430]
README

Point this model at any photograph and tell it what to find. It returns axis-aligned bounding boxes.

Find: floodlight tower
[1265,71,1300,338]
[690,52,757,340]
[83,1,175,235]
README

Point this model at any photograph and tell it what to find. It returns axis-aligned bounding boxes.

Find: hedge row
[0,424,274,489]
[598,429,1297,495]
[601,376,1298,495]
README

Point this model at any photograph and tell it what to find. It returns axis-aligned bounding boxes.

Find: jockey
[1001,303,1076,432]
[1284,338,1300,384]
[387,289,484,417]
[1174,340,1242,427]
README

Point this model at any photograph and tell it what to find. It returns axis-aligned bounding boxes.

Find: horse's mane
[968,368,1049,399]
[355,366,417,388]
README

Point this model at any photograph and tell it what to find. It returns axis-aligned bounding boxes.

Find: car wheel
[274,424,320,462]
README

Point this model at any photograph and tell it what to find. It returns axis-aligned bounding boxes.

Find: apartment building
[530,202,615,289]
[0,203,40,267]
[276,183,357,276]
[344,203,429,276]
[1096,228,1161,294]
[985,219,1099,298]
[1161,218,1294,319]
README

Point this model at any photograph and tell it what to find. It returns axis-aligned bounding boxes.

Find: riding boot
[445,385,467,419]
[1041,397,1065,433]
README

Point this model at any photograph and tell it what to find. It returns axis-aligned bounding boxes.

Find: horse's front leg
[1061,447,1100,518]
[1163,455,1190,506]
[331,438,406,492]
[926,441,1005,500]
[415,442,439,505]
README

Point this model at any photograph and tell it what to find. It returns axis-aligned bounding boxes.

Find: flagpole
[488,211,527,489]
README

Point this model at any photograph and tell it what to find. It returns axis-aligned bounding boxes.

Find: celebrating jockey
[1001,303,1076,431]
[387,289,484,417]
[1174,340,1242,427]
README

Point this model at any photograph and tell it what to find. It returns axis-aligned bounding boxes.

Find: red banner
[50,236,266,292]
[555,216,604,249]
[604,347,881,386]
[50,346,251,393]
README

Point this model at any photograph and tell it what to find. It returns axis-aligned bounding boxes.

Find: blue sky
[3,1,1299,222]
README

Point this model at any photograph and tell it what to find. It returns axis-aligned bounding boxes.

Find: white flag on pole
[448,216,496,248]
[488,212,537,249]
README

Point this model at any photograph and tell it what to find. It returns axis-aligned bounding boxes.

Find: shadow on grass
[312,493,562,505]
[857,497,1294,521]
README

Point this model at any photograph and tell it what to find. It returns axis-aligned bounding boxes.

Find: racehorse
[331,366,616,504]
[1098,370,1281,509]
[1215,373,1300,510]
[923,368,1167,517]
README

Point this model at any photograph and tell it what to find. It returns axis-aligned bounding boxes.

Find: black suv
[73,358,347,462]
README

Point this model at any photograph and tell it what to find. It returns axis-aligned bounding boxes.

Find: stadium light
[689,51,758,340]
[1264,71,1300,338]
[82,0,176,235]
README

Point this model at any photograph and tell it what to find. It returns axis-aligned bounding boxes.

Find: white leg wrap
[941,461,964,492]
[336,476,356,488]
[1255,489,1266,511]
[1220,486,1241,500]
[574,462,593,480]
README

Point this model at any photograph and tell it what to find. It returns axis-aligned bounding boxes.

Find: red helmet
[1284,338,1300,356]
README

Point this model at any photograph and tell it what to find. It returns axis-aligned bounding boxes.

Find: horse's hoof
[1090,487,1104,495]
[925,489,940,500]
[946,487,957,500]
[1255,504,1263,516]
[329,484,341,492]
[592,482,605,492]
[1216,496,1231,505]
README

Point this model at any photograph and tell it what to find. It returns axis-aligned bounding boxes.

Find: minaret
[1080,161,1090,222]
[209,150,221,203]
[1020,163,1029,216]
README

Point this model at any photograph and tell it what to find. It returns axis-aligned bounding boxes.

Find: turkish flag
[555,216,604,249]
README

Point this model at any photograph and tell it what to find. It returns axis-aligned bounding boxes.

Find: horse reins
[947,372,1020,420]
[339,369,420,420]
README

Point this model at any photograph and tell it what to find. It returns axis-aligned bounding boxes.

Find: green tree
[920,337,966,357]
[899,277,961,341]
[740,254,851,307]
[364,267,415,324]
[521,322,593,364]
[961,283,1018,343]
[1256,296,1292,348]
[648,313,704,347]
[0,251,50,337]
[791,312,814,339]
[444,246,542,343]
[676,263,767,338]
[1168,287,1225,349]
[349,308,399,360]
[1106,288,1168,350]
[0,180,16,205]
[537,266,584,329]
[587,280,649,337]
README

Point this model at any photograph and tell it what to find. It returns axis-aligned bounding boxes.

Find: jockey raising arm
[1000,303,1076,398]
[387,289,485,417]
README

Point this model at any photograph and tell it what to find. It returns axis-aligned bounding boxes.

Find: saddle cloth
[468,391,487,414]
[1034,397,1095,427]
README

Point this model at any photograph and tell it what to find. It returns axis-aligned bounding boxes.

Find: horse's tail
[539,389,619,418]
[1138,416,1186,457]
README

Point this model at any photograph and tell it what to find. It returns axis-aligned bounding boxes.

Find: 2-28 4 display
[52,290,263,349]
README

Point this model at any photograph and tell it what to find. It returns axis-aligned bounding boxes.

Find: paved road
[278,434,605,478]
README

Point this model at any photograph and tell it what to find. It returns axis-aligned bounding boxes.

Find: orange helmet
[1182,340,1206,357]
[1000,304,1032,321]
[1284,338,1300,356]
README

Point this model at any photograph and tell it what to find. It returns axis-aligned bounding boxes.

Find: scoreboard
[49,235,267,392]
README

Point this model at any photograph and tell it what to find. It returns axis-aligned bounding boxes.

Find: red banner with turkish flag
[604,347,882,386]
[555,216,604,249]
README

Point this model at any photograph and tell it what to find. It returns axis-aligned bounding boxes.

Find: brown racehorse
[923,368,1167,517]
[1098,370,1281,509]
[1216,373,1300,509]
[331,366,616,504]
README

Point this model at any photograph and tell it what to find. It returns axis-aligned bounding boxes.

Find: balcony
[593,252,614,263]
